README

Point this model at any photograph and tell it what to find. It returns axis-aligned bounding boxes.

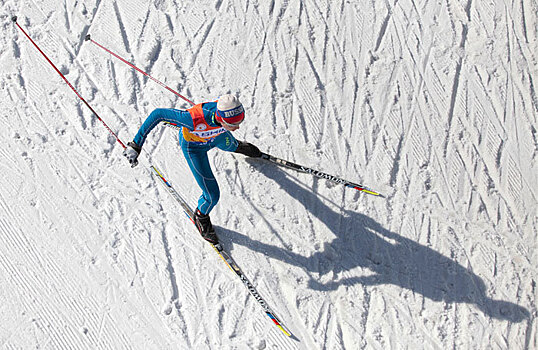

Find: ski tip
[84,34,91,41]
[11,15,17,23]
[277,324,293,337]
[370,191,386,198]
[367,190,385,198]
[354,187,384,197]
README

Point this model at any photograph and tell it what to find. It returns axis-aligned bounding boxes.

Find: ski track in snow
[0,0,536,349]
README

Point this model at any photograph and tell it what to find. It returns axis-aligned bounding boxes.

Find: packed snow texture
[0,0,536,349]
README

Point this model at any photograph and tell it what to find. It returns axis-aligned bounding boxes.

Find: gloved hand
[234,141,262,158]
[123,141,142,167]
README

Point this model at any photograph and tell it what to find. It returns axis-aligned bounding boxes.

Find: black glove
[234,141,262,158]
[123,141,142,167]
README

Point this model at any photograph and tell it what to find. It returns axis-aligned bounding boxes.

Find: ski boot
[194,208,219,244]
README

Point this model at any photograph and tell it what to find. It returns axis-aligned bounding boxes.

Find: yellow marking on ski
[361,189,381,196]
[152,166,165,179]
[278,325,291,337]
[212,246,239,273]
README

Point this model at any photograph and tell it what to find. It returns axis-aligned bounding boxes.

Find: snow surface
[1,0,537,349]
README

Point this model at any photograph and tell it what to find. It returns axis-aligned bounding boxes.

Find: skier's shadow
[222,160,529,323]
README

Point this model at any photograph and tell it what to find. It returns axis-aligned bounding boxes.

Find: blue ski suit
[133,102,239,215]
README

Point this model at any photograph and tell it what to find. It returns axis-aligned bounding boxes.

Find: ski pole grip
[12,16,18,22]
[85,34,91,41]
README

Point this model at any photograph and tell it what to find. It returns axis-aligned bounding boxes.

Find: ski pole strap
[260,153,384,197]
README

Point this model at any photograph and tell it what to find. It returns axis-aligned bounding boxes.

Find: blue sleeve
[133,108,194,147]
[214,131,239,152]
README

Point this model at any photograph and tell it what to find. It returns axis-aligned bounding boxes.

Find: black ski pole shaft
[260,153,384,197]
[12,17,126,149]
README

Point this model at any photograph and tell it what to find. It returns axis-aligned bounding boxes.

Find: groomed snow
[0,0,536,349]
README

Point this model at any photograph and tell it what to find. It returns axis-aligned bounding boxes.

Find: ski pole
[84,35,195,106]
[260,153,384,197]
[12,16,126,149]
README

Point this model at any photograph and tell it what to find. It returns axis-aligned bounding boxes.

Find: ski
[260,153,384,197]
[150,165,292,337]
[162,122,383,197]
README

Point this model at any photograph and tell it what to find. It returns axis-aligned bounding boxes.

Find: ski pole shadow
[229,159,530,323]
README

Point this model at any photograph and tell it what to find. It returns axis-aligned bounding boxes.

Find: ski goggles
[220,117,244,127]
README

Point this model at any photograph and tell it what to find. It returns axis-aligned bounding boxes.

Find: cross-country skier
[123,94,262,244]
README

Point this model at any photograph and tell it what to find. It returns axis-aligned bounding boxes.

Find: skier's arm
[133,108,194,147]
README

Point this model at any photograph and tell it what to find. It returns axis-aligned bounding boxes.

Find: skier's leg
[181,145,220,215]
